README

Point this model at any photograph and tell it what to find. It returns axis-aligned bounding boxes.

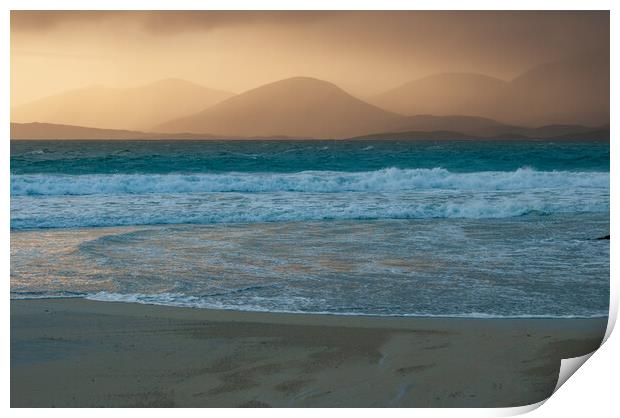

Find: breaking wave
[10,167,609,196]
[10,189,609,229]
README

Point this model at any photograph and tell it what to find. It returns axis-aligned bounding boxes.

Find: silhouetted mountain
[155,77,403,138]
[544,129,609,141]
[388,115,518,137]
[13,121,607,142]
[348,125,609,141]
[11,79,234,131]
[371,52,609,127]
[515,124,604,138]
[349,131,483,140]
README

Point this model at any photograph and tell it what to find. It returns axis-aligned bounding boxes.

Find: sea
[10,139,610,318]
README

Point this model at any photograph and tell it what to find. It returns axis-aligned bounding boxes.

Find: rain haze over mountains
[11,11,609,139]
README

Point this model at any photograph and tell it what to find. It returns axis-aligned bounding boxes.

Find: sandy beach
[10,298,606,407]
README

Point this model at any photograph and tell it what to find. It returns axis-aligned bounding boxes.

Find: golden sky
[11,10,609,106]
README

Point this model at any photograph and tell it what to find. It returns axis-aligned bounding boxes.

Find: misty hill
[155,77,404,139]
[498,52,609,127]
[10,122,220,140]
[11,79,234,131]
[370,52,609,127]
[371,73,508,119]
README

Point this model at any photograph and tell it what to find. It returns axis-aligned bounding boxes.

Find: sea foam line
[9,291,606,319]
[68,291,607,319]
[11,167,609,196]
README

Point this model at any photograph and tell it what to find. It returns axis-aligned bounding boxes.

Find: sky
[11,10,609,106]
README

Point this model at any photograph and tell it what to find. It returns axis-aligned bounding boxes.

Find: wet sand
[10,298,606,407]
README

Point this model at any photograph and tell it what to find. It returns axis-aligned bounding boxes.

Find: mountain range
[11,79,233,131]
[11,52,609,140]
[371,52,609,127]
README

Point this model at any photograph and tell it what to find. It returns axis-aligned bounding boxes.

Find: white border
[3,1,617,416]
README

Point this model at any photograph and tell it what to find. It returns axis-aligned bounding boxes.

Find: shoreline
[11,298,607,407]
[9,295,611,320]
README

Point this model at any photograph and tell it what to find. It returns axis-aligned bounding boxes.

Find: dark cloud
[11,11,119,31]
[10,10,336,33]
[11,11,608,66]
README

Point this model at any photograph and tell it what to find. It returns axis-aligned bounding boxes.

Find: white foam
[82,291,608,319]
[10,167,609,196]
[10,187,609,229]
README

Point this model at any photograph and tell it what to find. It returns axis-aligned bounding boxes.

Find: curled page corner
[548,313,615,398]
[498,349,600,417]
[553,351,596,394]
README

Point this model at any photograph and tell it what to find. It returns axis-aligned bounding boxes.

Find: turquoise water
[10,140,610,317]
[11,139,610,174]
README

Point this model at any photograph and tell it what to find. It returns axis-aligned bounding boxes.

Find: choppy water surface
[10,140,610,317]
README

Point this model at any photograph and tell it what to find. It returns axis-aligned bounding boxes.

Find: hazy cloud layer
[11,11,609,105]
[11,11,335,33]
